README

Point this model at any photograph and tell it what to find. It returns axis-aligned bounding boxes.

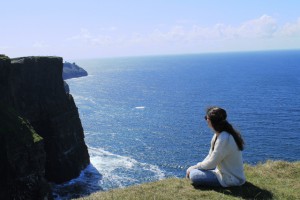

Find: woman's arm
[186,135,216,177]
[197,133,229,170]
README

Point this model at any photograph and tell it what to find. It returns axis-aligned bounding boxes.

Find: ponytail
[224,121,244,151]
[207,107,245,151]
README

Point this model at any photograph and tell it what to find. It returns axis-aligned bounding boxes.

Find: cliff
[0,104,51,200]
[0,55,90,199]
[63,61,88,80]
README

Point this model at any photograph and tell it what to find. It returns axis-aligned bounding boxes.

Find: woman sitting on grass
[186,106,246,187]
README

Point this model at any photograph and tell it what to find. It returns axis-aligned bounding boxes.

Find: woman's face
[205,115,213,129]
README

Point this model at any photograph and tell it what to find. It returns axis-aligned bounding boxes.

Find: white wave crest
[88,146,165,189]
[135,106,145,109]
[73,95,96,104]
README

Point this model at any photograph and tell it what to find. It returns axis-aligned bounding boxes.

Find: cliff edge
[0,55,90,199]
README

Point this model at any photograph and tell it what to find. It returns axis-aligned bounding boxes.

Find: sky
[1,0,300,60]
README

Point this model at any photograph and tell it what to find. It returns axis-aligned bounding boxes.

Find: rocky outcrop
[0,55,90,199]
[63,61,88,80]
[64,81,70,93]
[62,62,87,93]
[0,104,52,200]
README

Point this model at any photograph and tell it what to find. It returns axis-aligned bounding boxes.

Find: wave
[52,146,165,199]
[89,146,165,189]
[135,106,145,109]
[73,95,96,104]
[52,164,102,200]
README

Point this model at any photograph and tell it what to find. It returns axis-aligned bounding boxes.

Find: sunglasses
[204,116,208,120]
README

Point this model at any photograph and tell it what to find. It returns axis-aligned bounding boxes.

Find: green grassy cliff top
[0,54,10,61]
[75,160,299,200]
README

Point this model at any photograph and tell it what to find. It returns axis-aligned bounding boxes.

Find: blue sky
[1,0,300,60]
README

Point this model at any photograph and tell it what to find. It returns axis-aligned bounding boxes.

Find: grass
[74,160,299,200]
[0,54,10,61]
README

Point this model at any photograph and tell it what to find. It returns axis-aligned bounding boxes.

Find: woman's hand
[186,170,191,178]
[186,165,197,178]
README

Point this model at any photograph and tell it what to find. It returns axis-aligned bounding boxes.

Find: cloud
[157,15,278,42]
[146,15,300,47]
[67,28,117,46]
[67,15,300,51]
[236,15,278,38]
[278,18,300,37]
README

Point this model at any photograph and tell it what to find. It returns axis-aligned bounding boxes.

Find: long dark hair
[206,107,244,151]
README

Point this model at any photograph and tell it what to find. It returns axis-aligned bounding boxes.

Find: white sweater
[189,132,246,187]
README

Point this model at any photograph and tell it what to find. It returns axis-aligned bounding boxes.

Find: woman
[186,106,246,187]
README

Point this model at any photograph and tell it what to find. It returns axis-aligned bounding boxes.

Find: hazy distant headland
[63,61,88,80]
[62,61,88,93]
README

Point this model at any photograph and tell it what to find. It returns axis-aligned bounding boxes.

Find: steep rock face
[0,56,90,184]
[64,81,70,93]
[0,55,11,103]
[0,104,52,200]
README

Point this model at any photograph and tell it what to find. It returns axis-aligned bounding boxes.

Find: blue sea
[53,50,300,199]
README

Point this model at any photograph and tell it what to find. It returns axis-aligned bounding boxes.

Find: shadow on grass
[193,181,273,199]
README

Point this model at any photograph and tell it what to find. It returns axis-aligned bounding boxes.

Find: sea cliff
[62,61,88,93]
[0,55,90,199]
[63,61,88,80]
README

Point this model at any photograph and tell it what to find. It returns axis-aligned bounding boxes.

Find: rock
[64,81,70,93]
[63,62,88,80]
[0,104,52,200]
[0,55,90,199]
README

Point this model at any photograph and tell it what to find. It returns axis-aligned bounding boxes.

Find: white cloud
[278,18,300,37]
[161,15,278,42]
[67,15,300,54]
[237,15,278,38]
[144,15,299,48]
[186,24,232,41]
[67,28,117,46]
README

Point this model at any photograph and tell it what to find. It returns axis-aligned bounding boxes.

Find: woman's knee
[189,169,205,184]
[189,169,220,187]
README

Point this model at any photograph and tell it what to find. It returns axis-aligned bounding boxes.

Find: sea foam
[135,106,145,109]
[53,146,165,199]
[89,146,165,189]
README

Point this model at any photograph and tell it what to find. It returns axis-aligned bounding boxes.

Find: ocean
[53,50,300,199]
